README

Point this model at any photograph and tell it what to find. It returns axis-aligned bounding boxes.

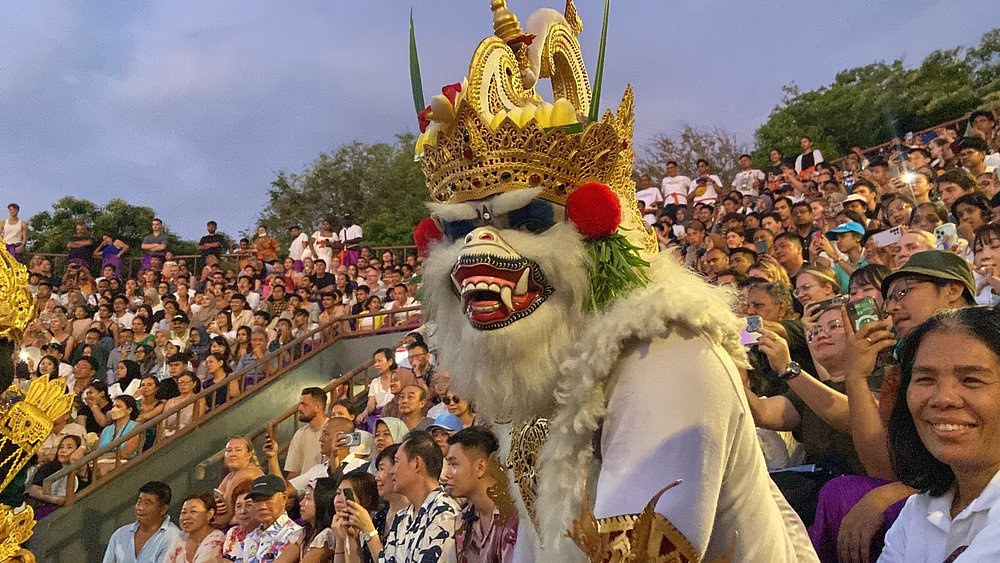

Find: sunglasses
[442,395,461,405]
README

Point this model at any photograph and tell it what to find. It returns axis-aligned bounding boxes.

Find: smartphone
[871,226,902,248]
[739,315,762,346]
[266,423,277,444]
[672,224,686,238]
[846,297,882,331]
[213,488,224,500]
[813,295,849,313]
[812,231,824,242]
[339,431,362,447]
[831,202,844,214]
[343,489,355,502]
[756,240,768,254]
[934,223,957,250]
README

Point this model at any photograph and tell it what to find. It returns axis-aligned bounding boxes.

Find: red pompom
[566,181,621,238]
[413,217,443,257]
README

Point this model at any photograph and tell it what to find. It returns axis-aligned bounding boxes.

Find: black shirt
[198,233,226,258]
[309,273,336,291]
[78,400,113,434]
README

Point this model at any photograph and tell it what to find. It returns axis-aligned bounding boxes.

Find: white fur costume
[423,224,817,561]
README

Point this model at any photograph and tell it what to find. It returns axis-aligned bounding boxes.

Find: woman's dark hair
[210,335,232,358]
[115,394,140,421]
[133,315,152,333]
[974,222,1000,254]
[889,306,1000,496]
[303,476,339,545]
[119,359,141,388]
[373,348,398,371]
[376,443,400,469]
[207,352,233,375]
[58,434,83,455]
[951,192,991,224]
[848,264,891,294]
[184,491,217,515]
[36,354,61,377]
[140,376,159,396]
[343,469,380,512]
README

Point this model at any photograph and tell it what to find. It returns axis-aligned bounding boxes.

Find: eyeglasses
[885,279,931,304]
[792,283,813,297]
[807,320,844,342]
[442,395,461,405]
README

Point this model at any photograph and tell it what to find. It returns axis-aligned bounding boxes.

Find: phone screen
[847,297,881,331]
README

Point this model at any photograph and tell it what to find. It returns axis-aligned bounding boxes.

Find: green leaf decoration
[583,230,650,312]
[409,8,426,115]
[588,0,611,124]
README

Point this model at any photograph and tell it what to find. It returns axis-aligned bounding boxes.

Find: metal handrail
[43,305,421,504]
[193,359,376,480]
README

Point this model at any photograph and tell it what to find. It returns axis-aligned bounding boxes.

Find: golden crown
[0,377,75,492]
[415,1,654,253]
[0,245,35,341]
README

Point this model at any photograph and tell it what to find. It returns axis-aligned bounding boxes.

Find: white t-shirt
[732,169,766,197]
[661,175,692,206]
[368,377,394,408]
[309,231,338,267]
[879,468,1000,562]
[288,233,310,261]
[636,187,663,226]
[339,225,363,249]
[691,175,722,204]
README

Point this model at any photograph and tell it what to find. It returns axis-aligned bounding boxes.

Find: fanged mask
[450,227,553,330]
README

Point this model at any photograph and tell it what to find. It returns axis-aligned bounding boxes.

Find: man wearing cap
[169,313,190,347]
[841,194,871,226]
[427,413,463,457]
[814,221,867,290]
[882,250,976,339]
[242,474,302,562]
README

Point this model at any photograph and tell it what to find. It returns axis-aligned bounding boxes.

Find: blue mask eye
[509,200,554,233]
[442,220,476,241]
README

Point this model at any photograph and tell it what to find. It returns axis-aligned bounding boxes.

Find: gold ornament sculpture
[0,245,73,561]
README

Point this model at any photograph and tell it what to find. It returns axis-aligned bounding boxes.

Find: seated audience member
[356,296,386,332]
[274,476,339,563]
[426,372,452,419]
[108,359,142,400]
[376,431,461,560]
[331,470,382,563]
[103,481,180,563]
[77,378,113,435]
[215,437,265,526]
[204,352,240,410]
[847,264,892,308]
[25,435,85,519]
[443,393,479,429]
[445,427,519,561]
[135,376,164,451]
[794,265,841,309]
[370,417,409,472]
[355,348,400,428]
[427,414,464,457]
[242,475,303,561]
[98,395,142,465]
[164,492,226,563]
[744,304,870,526]
[397,385,433,431]
[881,307,1000,562]
[741,279,816,397]
[283,387,329,480]
[161,372,205,437]
[951,192,992,244]
[222,484,258,558]
[276,417,368,495]
[379,369,418,419]
[973,223,1000,305]
[37,412,85,465]
[893,228,936,270]
[910,202,947,234]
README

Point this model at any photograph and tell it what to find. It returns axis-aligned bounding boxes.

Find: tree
[257,133,429,249]
[636,125,749,190]
[753,29,998,163]
[28,197,197,257]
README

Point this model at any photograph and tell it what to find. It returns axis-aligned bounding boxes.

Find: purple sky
[1,1,994,239]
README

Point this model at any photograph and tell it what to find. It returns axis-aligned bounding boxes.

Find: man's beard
[299,412,315,423]
[422,223,590,424]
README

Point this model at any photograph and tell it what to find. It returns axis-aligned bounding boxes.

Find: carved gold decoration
[568,480,734,563]
[0,503,35,562]
[506,417,549,532]
[0,376,75,494]
[0,246,35,341]
[486,451,516,526]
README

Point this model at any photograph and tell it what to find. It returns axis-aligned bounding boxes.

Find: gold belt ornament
[506,417,549,531]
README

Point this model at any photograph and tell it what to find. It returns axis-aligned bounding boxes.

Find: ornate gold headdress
[414,0,655,257]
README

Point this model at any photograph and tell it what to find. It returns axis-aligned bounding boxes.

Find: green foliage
[753,29,999,163]
[584,231,650,312]
[257,133,429,249]
[635,125,749,188]
[27,197,194,255]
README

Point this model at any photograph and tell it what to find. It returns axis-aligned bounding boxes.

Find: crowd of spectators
[23,109,1000,561]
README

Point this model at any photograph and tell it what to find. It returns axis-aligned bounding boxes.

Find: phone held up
[339,431,363,448]
[740,315,763,347]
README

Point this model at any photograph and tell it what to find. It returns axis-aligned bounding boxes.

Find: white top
[109,379,141,401]
[794,149,825,173]
[309,231,337,266]
[879,469,1000,562]
[661,175,692,206]
[288,232,310,261]
[732,169,766,196]
[368,376,394,408]
[3,218,25,244]
[339,225,363,247]
[288,454,368,495]
[690,175,722,204]
[636,186,663,226]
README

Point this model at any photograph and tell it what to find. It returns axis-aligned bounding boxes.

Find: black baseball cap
[247,474,286,500]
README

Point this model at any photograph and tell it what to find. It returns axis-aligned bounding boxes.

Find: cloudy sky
[2,1,994,240]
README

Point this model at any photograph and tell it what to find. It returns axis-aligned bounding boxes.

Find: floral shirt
[380,486,461,563]
[241,513,303,562]
[165,529,226,563]
[453,504,518,563]
[222,526,248,560]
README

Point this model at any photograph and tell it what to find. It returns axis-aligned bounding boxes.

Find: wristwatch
[360,529,379,544]
[779,361,801,382]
